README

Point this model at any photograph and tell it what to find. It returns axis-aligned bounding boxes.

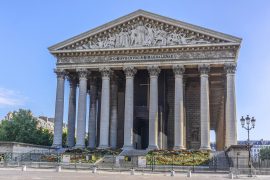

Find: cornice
[52,43,239,58]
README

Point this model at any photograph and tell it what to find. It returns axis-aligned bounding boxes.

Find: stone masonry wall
[185,79,201,149]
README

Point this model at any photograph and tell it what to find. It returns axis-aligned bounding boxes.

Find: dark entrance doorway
[134,118,149,149]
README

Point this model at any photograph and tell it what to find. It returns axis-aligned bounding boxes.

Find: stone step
[119,149,149,156]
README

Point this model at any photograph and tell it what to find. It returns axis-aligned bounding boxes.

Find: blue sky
[0,0,270,141]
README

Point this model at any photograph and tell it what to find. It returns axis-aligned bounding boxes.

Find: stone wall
[185,78,201,149]
[0,141,53,154]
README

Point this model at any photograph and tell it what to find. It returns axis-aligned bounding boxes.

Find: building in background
[37,116,55,133]
[238,139,270,158]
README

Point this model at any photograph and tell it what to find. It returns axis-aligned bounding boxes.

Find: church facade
[49,10,241,151]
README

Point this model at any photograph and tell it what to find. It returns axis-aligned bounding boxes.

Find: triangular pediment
[49,10,241,52]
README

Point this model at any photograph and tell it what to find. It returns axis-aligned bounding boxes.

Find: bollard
[130,168,135,175]
[56,165,61,172]
[22,165,26,172]
[187,170,192,178]
[170,170,175,176]
[92,167,97,173]
[229,172,234,179]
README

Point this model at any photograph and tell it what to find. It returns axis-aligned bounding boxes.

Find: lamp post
[240,115,256,177]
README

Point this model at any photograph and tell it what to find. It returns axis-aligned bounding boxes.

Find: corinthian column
[75,69,90,148]
[122,66,137,150]
[110,75,118,149]
[225,63,237,147]
[98,67,112,149]
[52,69,66,148]
[198,64,211,150]
[147,65,160,150]
[67,73,77,148]
[88,77,97,149]
[173,65,185,150]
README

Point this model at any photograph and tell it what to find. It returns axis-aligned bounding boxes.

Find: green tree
[260,147,270,160]
[0,109,53,146]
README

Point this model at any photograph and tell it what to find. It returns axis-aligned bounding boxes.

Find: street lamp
[240,115,256,177]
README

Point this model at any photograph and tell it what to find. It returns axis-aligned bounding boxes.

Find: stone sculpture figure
[154,26,167,46]
[107,34,116,48]
[119,28,129,47]
[145,23,155,46]
[71,20,212,50]
[134,21,147,46]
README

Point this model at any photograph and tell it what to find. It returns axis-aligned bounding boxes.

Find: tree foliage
[0,109,53,146]
[260,147,270,160]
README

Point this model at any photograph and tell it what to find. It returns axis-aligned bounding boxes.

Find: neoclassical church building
[49,10,241,151]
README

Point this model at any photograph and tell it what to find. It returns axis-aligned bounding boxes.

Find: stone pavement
[0,168,269,180]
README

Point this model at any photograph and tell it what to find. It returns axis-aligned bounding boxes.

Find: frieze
[57,50,235,65]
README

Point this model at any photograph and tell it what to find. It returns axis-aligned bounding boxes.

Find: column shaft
[98,67,111,149]
[52,69,66,148]
[225,63,237,147]
[67,75,77,147]
[88,78,97,149]
[75,69,89,148]
[147,66,160,150]
[110,77,118,149]
[199,64,211,150]
[173,65,185,150]
[123,67,137,150]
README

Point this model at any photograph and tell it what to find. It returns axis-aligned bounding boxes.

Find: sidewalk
[0,167,269,179]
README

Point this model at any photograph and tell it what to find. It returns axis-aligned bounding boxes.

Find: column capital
[172,65,185,75]
[123,66,137,77]
[54,69,66,79]
[198,64,210,75]
[76,68,90,79]
[66,73,77,86]
[224,63,237,74]
[147,65,160,76]
[99,66,112,78]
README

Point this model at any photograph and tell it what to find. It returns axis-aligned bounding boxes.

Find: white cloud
[0,88,27,107]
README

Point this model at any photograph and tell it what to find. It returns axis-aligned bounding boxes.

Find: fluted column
[147,65,160,150]
[225,63,237,147]
[173,65,185,150]
[122,66,137,150]
[67,73,77,147]
[75,69,90,148]
[198,64,211,150]
[52,69,66,148]
[110,75,118,149]
[88,77,97,149]
[98,67,112,149]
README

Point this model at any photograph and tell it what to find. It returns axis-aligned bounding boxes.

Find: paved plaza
[0,168,269,180]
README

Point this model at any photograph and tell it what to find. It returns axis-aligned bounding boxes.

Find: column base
[87,146,96,149]
[74,144,85,149]
[97,145,110,149]
[67,144,75,148]
[122,145,134,151]
[52,144,62,149]
[199,146,211,151]
[147,145,159,151]
[173,146,186,150]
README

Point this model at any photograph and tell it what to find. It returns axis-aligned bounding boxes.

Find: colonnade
[52,63,237,150]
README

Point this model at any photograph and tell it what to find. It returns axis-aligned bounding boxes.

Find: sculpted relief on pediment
[61,18,228,51]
